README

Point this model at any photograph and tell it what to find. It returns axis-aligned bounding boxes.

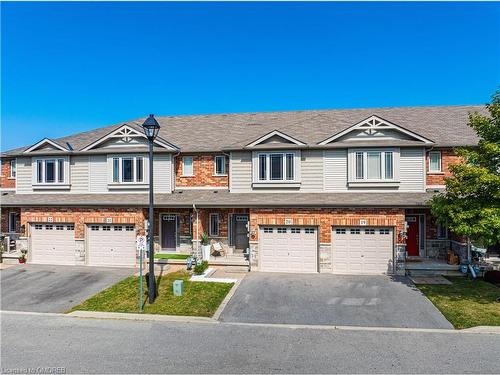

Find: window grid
[214,155,226,175]
[102,225,111,231]
[45,225,53,230]
[34,224,43,230]
[350,228,361,234]
[277,227,287,234]
[257,152,296,182]
[112,156,145,183]
[56,225,64,230]
[365,228,376,235]
[209,214,220,236]
[305,228,315,234]
[335,228,346,234]
[291,228,301,234]
[263,227,273,233]
[380,228,390,235]
[114,226,123,231]
[125,225,134,231]
[67,225,74,231]
[354,150,395,182]
[91,225,99,231]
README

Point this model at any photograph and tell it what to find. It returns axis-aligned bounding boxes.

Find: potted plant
[18,249,27,264]
[200,232,211,260]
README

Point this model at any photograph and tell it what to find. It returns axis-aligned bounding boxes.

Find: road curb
[67,310,219,324]
[212,279,242,321]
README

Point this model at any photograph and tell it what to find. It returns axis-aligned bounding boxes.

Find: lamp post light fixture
[142,114,160,303]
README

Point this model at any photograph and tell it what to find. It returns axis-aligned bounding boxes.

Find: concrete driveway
[1,264,134,313]
[220,273,453,329]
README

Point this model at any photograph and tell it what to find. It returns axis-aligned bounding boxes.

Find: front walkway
[219,272,453,329]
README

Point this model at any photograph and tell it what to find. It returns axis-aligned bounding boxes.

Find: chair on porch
[210,240,226,258]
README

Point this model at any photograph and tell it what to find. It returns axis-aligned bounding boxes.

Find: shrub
[200,232,209,246]
[194,260,209,275]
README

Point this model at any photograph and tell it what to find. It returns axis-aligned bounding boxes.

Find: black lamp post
[142,114,160,303]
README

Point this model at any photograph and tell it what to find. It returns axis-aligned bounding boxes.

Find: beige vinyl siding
[230,151,252,192]
[89,155,108,193]
[324,150,348,191]
[301,150,324,192]
[399,148,425,192]
[15,157,33,194]
[70,156,89,193]
[153,154,172,193]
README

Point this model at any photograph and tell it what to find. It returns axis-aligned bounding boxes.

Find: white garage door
[87,224,136,267]
[260,226,317,273]
[332,227,393,274]
[30,223,76,265]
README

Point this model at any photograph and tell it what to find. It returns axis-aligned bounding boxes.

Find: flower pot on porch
[201,245,211,261]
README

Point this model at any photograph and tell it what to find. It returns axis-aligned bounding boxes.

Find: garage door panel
[87,225,136,267]
[332,227,393,275]
[30,224,76,265]
[260,227,318,273]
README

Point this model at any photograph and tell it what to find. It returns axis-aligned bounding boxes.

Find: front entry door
[234,215,249,251]
[161,214,177,251]
[406,216,419,256]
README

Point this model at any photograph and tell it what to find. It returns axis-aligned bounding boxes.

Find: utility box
[173,279,184,296]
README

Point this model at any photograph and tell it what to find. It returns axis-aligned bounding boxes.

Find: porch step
[406,269,465,277]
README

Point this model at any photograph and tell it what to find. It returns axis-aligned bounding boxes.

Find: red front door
[406,217,419,256]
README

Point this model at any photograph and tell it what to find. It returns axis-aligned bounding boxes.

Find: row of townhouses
[0,105,483,274]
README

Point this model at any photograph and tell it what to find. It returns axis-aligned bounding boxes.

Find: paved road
[221,273,453,329]
[1,312,499,374]
[1,264,134,313]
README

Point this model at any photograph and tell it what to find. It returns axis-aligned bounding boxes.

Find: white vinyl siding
[230,151,253,192]
[324,150,348,191]
[15,157,33,193]
[70,156,89,193]
[399,148,425,192]
[301,150,324,192]
[153,154,172,193]
[89,155,108,192]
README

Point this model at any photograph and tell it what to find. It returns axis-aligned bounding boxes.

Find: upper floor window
[354,150,394,181]
[214,155,226,176]
[35,158,65,184]
[429,151,442,173]
[10,160,16,178]
[182,156,193,176]
[257,152,296,182]
[111,156,144,183]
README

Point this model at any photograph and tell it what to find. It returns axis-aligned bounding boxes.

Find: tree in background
[431,91,500,249]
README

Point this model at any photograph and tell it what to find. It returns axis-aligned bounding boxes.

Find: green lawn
[154,253,190,260]
[417,277,500,329]
[69,271,233,317]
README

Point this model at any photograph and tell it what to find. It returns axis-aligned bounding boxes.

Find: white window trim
[428,151,442,174]
[209,213,220,236]
[214,155,227,176]
[32,156,70,188]
[107,154,148,187]
[9,159,16,179]
[182,156,194,177]
[348,148,400,186]
[252,150,301,186]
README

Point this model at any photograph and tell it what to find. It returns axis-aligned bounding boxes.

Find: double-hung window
[35,158,66,184]
[437,222,448,239]
[9,160,16,178]
[429,151,442,173]
[214,155,226,176]
[256,152,296,182]
[352,150,395,182]
[111,156,144,183]
[182,156,193,176]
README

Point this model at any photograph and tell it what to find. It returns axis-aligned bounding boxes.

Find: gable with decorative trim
[246,130,306,148]
[318,115,434,145]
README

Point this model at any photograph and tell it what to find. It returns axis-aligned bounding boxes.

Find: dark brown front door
[406,216,419,256]
[234,215,249,251]
[161,214,177,251]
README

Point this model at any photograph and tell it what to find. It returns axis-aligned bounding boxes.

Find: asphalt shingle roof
[3,105,485,156]
[0,190,436,208]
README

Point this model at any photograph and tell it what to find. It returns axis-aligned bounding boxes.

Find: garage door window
[45,225,53,230]
[350,228,360,234]
[56,225,64,230]
[335,228,346,234]
[365,229,375,235]
[102,226,111,231]
[91,225,99,231]
[114,226,123,231]
[125,225,134,231]
[380,229,390,234]
[305,228,315,234]
[263,227,273,233]
[291,228,300,233]
[34,224,43,230]
[277,227,287,233]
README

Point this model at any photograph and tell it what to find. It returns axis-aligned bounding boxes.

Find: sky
[1,1,499,151]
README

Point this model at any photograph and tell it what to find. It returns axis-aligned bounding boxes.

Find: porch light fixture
[141,114,160,303]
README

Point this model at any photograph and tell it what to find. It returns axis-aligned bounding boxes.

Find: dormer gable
[23,138,69,153]
[318,115,434,145]
[246,130,306,148]
[81,124,179,151]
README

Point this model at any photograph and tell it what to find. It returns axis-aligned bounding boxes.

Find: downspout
[193,203,199,257]
[222,151,231,192]
[172,151,181,191]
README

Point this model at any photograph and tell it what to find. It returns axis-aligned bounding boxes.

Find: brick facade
[175,154,229,188]
[249,207,406,244]
[20,207,146,239]
[1,158,16,189]
[426,148,462,186]
[1,207,21,233]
